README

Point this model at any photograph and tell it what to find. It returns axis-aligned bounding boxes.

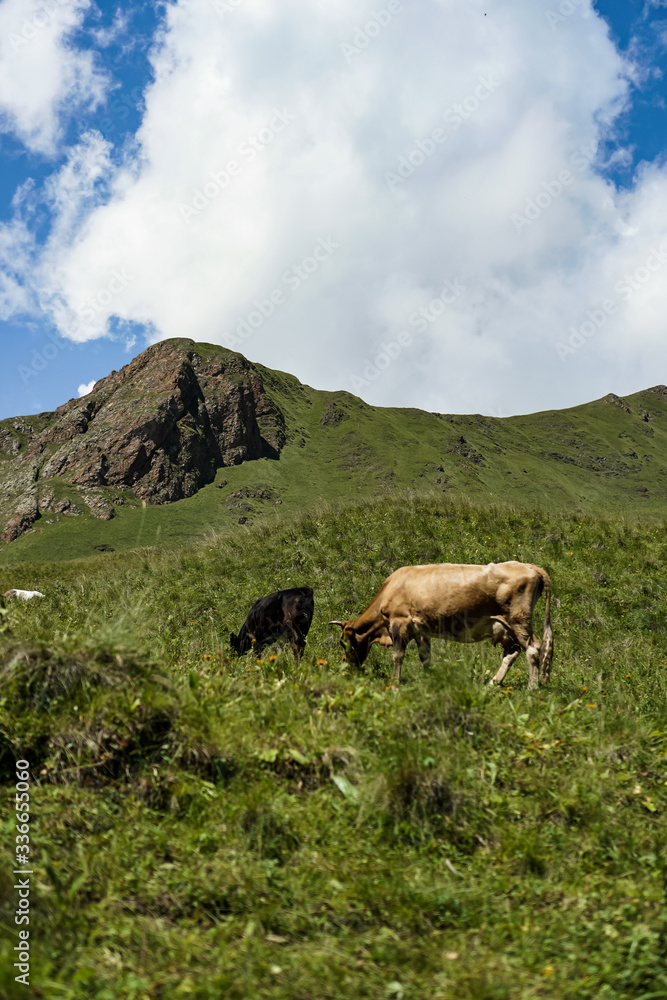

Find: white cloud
[0,217,34,318]
[90,8,131,49]
[0,0,108,154]
[77,379,96,396]
[4,0,667,416]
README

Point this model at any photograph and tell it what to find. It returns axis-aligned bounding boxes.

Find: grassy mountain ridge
[0,337,665,565]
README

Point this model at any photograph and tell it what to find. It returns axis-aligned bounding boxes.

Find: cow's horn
[328,620,345,627]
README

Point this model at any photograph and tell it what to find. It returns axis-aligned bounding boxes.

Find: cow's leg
[416,636,431,669]
[390,620,410,687]
[489,625,520,687]
[537,634,552,684]
[526,641,540,690]
[490,648,520,686]
[392,642,407,686]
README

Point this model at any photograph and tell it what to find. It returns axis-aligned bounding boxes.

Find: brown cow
[330,561,553,688]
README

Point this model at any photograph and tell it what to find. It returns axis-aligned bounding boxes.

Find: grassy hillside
[1,494,667,998]
[1,339,666,566]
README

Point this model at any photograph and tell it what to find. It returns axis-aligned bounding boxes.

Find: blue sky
[1,1,160,417]
[595,0,667,183]
[1,0,667,421]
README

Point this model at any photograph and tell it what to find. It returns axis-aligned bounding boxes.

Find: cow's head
[329,621,373,667]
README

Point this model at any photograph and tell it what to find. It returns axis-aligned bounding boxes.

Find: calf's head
[230,630,250,656]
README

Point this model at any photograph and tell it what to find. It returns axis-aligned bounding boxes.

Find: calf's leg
[283,624,303,663]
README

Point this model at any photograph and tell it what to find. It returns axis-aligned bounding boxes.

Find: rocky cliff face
[0,339,287,543]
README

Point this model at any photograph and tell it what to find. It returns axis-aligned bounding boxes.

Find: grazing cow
[330,561,553,689]
[230,587,314,662]
[3,590,45,600]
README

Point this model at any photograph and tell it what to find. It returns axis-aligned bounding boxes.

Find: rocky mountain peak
[0,339,287,543]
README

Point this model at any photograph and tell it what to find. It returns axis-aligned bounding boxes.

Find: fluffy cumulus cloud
[77,378,95,396]
[0,0,107,154]
[2,0,667,415]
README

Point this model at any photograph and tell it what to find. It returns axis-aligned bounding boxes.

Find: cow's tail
[538,571,553,682]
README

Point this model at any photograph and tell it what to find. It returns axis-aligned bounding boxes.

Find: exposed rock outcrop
[448,434,485,467]
[0,339,287,543]
[2,490,39,543]
[320,402,349,427]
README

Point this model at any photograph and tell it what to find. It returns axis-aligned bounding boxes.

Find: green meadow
[1,493,667,998]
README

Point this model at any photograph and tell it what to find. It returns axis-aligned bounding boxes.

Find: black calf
[230,587,314,661]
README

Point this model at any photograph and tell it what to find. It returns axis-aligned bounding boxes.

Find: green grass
[1,494,667,998]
